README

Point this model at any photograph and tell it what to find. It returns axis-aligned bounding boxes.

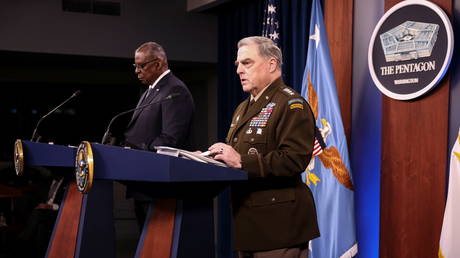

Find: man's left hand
[208,143,242,169]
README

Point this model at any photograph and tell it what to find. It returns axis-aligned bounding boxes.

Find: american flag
[313,139,323,156]
[313,126,326,156]
[262,0,324,157]
[262,0,280,46]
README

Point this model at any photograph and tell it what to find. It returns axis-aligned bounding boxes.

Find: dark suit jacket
[124,72,195,151]
[225,78,320,251]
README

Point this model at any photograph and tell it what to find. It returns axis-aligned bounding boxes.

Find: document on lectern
[154,146,228,167]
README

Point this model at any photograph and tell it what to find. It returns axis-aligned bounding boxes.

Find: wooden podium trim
[137,199,177,258]
[324,0,353,141]
[46,182,84,258]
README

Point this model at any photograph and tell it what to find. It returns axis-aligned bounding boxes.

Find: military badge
[266,102,276,108]
[256,128,263,135]
[246,128,253,134]
[75,141,94,194]
[289,104,304,110]
[248,147,258,155]
[14,139,24,176]
[288,98,304,110]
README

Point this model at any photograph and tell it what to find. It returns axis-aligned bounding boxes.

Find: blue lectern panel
[90,143,247,182]
[22,141,76,167]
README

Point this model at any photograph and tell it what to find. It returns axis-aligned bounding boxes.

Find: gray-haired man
[208,36,320,257]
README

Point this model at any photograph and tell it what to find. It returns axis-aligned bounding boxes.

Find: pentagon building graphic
[380,21,439,62]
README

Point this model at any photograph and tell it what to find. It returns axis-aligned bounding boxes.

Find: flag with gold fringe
[439,127,460,258]
[301,0,357,257]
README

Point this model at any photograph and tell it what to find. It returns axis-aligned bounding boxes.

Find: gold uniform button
[250,138,254,142]
[271,197,276,202]
[233,137,238,143]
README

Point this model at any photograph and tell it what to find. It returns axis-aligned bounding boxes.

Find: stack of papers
[154,146,227,167]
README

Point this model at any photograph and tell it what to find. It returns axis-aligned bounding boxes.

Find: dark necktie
[245,99,255,116]
[144,87,152,99]
[136,88,151,108]
[131,88,151,122]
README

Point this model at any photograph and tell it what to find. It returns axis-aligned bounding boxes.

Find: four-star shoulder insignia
[282,87,295,96]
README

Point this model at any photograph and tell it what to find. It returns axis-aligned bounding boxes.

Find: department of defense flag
[301,0,358,257]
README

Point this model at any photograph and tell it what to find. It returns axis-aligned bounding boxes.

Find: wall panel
[379,0,450,257]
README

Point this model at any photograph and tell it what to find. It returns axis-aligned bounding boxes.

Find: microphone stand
[31,90,81,142]
[101,93,178,144]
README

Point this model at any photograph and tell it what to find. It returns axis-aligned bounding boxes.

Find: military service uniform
[226,78,320,251]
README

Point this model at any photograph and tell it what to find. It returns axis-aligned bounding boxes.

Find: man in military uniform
[208,36,319,257]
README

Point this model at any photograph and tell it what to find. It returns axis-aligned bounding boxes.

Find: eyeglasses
[133,59,158,70]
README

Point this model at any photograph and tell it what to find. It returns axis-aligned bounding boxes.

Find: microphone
[101,92,180,144]
[31,90,81,142]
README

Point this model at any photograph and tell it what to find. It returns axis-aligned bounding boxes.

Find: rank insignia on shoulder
[282,88,295,96]
[248,147,258,155]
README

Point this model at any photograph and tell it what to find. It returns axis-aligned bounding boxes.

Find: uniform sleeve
[241,99,315,178]
[149,85,195,149]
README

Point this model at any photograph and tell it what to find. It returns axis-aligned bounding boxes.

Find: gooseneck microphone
[31,90,81,142]
[101,93,180,144]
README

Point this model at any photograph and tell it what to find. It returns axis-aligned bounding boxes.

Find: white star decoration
[309,24,320,48]
[268,4,276,13]
[270,31,279,40]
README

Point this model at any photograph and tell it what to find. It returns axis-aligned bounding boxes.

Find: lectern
[75,142,247,258]
[15,140,246,258]
[14,140,115,258]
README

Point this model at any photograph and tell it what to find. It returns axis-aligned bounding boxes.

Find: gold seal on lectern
[75,141,94,194]
[14,139,24,176]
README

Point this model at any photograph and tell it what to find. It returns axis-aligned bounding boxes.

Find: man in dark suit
[124,41,194,151]
[208,36,319,257]
[124,41,195,230]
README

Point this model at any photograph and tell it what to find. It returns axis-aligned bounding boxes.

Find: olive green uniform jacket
[225,78,320,251]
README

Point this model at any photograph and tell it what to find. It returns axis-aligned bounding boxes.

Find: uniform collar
[249,77,283,103]
[233,77,284,133]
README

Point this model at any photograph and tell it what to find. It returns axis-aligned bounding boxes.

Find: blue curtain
[216,1,312,257]
[217,0,265,141]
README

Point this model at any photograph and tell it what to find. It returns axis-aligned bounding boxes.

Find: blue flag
[262,0,280,45]
[301,0,358,257]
